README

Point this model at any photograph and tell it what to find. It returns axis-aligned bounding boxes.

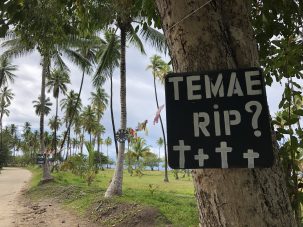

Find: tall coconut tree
[90,87,108,152]
[32,96,52,116]
[0,0,91,182]
[91,1,167,197]
[156,137,164,171]
[92,124,106,153]
[46,68,70,155]
[60,90,82,158]
[48,116,62,153]
[81,105,97,144]
[147,55,170,182]
[58,35,99,153]
[8,124,18,157]
[0,86,14,146]
[0,56,17,88]
[94,29,121,157]
[104,136,112,169]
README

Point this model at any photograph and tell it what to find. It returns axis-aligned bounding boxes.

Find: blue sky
[2,43,284,159]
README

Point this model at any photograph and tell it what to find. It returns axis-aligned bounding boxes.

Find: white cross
[215,141,232,168]
[194,149,209,167]
[243,149,259,168]
[173,140,191,168]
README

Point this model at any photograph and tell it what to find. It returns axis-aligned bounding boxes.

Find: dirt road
[0,167,99,227]
[0,167,32,227]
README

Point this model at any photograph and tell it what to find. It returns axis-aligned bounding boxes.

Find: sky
[2,43,284,160]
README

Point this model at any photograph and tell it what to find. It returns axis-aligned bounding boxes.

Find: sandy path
[0,167,32,227]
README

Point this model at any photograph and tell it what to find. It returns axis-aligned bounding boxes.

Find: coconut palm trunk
[54,97,59,155]
[0,112,3,149]
[105,26,127,197]
[156,0,296,226]
[40,55,52,181]
[110,73,119,157]
[153,74,168,182]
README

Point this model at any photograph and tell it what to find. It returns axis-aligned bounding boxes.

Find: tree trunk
[153,75,169,182]
[106,145,109,169]
[105,25,127,197]
[156,1,296,226]
[0,113,3,150]
[54,96,58,156]
[40,55,53,181]
[97,134,100,153]
[110,73,119,157]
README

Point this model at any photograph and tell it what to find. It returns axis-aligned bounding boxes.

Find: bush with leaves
[60,143,98,185]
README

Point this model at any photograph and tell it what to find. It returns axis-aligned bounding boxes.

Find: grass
[27,166,199,226]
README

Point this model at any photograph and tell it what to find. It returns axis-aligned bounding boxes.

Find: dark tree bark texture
[156,0,296,226]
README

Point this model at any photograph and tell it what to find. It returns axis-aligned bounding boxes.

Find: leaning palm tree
[147,55,171,182]
[0,56,17,88]
[46,68,70,155]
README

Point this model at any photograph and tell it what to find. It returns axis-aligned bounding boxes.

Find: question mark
[245,101,262,137]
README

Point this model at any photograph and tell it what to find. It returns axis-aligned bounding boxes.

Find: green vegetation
[27,166,198,226]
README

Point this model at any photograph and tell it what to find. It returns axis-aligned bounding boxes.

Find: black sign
[165,68,274,169]
[37,154,45,164]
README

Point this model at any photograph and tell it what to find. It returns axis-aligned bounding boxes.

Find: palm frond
[53,52,70,72]
[62,48,91,73]
[140,26,167,53]
[127,26,146,55]
[93,31,120,87]
[1,38,35,58]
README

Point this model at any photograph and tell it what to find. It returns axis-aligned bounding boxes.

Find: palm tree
[90,87,108,152]
[60,90,82,158]
[0,86,14,146]
[0,56,17,88]
[8,124,18,157]
[128,137,151,169]
[32,96,52,116]
[2,16,91,181]
[73,115,84,154]
[46,68,70,155]
[48,116,61,153]
[94,29,120,158]
[81,105,97,144]
[104,136,112,169]
[147,55,171,182]
[99,3,166,196]
[92,124,106,154]
[59,35,99,153]
[156,137,164,171]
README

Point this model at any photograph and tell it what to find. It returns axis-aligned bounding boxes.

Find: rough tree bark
[156,0,296,226]
[41,55,53,181]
